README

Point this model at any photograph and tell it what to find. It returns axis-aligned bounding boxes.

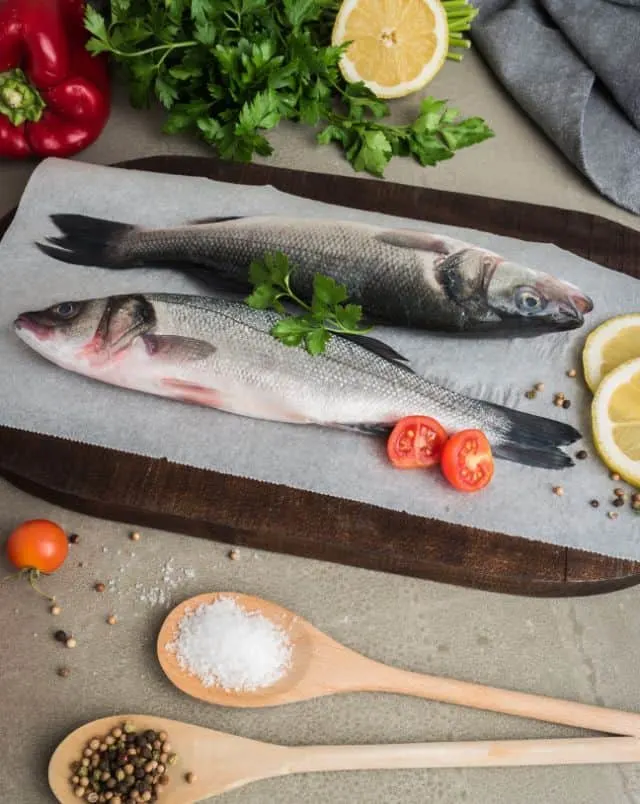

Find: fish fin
[489,403,581,448]
[334,422,393,437]
[375,229,464,255]
[337,333,414,372]
[186,215,245,226]
[142,334,216,361]
[161,378,222,407]
[37,214,136,268]
[493,444,574,470]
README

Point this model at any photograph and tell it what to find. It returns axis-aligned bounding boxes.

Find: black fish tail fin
[489,402,581,448]
[36,214,136,268]
[493,443,575,470]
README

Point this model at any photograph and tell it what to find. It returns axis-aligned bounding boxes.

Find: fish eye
[53,302,78,319]
[515,287,545,314]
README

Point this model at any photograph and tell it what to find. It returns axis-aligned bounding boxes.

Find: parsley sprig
[85,0,494,177]
[246,252,370,355]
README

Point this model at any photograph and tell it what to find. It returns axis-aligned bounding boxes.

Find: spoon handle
[359,663,640,736]
[285,736,640,774]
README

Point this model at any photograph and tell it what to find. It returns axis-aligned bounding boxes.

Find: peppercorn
[613,498,625,508]
[633,501,640,512]
[94,582,106,593]
[124,764,134,777]
[69,533,80,544]
[158,732,168,742]
[158,775,170,786]
[553,486,564,496]
[161,742,171,754]
[614,488,626,498]
[112,728,123,739]
[185,772,196,784]
[74,787,85,798]
[123,723,136,734]
[229,549,239,560]
[135,768,145,780]
[50,603,62,616]
[562,399,571,409]
[611,472,621,481]
[130,531,141,541]
[66,636,77,648]
[534,382,545,392]
[590,499,600,508]
[576,450,588,460]
[167,754,177,766]
[608,511,619,520]
[632,492,640,505]
[105,736,115,747]
[55,629,69,643]
[159,754,168,765]
[567,368,577,378]
[58,666,71,678]
[525,389,536,400]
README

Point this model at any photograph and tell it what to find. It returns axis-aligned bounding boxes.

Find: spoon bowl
[158,591,640,738]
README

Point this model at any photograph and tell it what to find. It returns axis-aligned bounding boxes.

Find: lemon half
[582,313,640,393]
[332,0,449,99]
[592,356,640,488]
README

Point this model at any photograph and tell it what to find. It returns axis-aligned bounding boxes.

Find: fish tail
[488,402,581,449]
[493,443,575,470]
[36,214,137,268]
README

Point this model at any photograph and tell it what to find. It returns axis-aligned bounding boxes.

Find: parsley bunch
[85,0,494,177]
[246,252,370,355]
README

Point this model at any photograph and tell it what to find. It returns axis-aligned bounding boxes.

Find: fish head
[14,294,156,372]
[486,261,593,331]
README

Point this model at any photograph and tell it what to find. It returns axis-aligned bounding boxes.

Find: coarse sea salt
[166,597,292,692]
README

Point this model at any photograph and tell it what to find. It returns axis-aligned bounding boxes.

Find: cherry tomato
[441,430,494,492]
[387,416,449,469]
[6,519,68,574]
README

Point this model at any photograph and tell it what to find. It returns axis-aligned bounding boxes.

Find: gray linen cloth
[471,0,640,215]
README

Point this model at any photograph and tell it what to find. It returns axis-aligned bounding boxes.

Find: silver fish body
[14,294,581,469]
[38,214,593,335]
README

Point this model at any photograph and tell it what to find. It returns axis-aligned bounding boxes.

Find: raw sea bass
[14,294,581,470]
[37,214,594,335]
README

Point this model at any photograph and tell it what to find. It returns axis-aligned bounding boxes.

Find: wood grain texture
[1,155,639,597]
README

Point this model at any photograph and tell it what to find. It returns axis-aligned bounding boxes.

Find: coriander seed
[107,614,117,626]
[562,399,571,409]
[58,666,71,678]
[185,772,196,784]
[590,499,600,508]
[524,390,536,400]
[229,549,239,560]
[94,582,105,593]
[576,450,588,460]
[553,486,564,496]
[69,533,80,544]
[614,488,626,498]
[50,604,61,616]
[130,531,141,541]
[66,636,77,648]
[608,511,619,520]
[611,472,621,481]
[567,368,577,378]
[534,382,545,392]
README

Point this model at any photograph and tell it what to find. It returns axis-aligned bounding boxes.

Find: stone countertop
[1,53,639,804]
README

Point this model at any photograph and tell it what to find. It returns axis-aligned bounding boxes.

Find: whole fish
[37,214,593,335]
[14,294,581,469]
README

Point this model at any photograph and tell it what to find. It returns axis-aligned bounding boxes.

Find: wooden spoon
[158,592,640,736]
[48,714,640,803]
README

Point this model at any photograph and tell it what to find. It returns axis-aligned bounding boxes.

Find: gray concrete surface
[1,51,639,804]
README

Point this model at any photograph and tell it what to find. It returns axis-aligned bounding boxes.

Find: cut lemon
[591,356,640,488]
[332,0,449,99]
[582,313,640,393]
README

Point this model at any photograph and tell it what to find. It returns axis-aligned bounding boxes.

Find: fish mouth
[14,313,53,341]
[568,291,594,316]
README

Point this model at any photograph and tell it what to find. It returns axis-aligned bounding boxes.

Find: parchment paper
[1,159,639,559]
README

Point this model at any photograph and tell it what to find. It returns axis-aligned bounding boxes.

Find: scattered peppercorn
[611,472,621,481]
[525,389,536,400]
[229,549,239,560]
[54,629,69,643]
[107,614,118,626]
[69,533,80,544]
[590,499,600,508]
[130,531,141,541]
[94,582,106,593]
[185,772,196,784]
[50,604,61,616]
[57,666,71,678]
[567,368,577,378]
[66,636,77,648]
[632,492,640,504]
[562,399,571,409]
[534,382,545,392]
[613,498,625,508]
[553,486,564,496]
[633,501,640,512]
[614,488,626,498]
[608,511,619,520]
[576,450,588,460]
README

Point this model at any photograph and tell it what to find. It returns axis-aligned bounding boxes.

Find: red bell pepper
[0,0,110,159]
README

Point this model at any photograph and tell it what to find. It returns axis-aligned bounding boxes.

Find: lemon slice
[592,356,640,487]
[332,0,449,99]
[582,313,640,393]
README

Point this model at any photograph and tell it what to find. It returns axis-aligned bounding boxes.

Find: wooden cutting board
[1,155,639,597]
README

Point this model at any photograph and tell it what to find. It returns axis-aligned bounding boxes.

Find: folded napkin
[472,0,640,215]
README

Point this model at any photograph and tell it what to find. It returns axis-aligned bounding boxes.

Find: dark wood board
[1,155,639,598]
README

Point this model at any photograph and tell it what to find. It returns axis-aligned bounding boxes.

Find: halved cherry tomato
[441,430,494,492]
[6,519,68,574]
[387,416,449,469]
